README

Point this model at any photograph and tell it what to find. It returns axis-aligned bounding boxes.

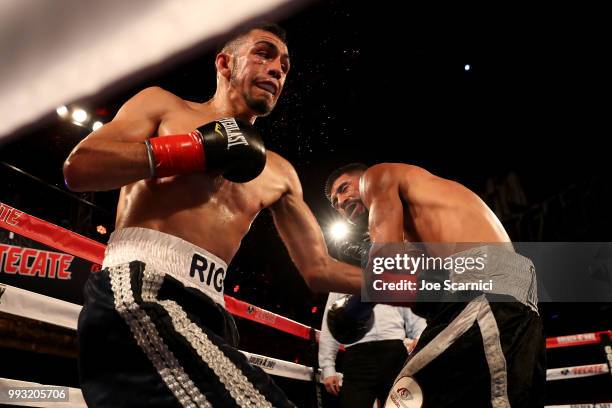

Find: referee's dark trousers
[338,339,408,408]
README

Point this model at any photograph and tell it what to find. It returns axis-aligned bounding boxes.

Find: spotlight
[56,106,69,118]
[329,221,350,241]
[464,64,471,71]
[96,225,107,235]
[72,108,88,123]
[92,121,103,131]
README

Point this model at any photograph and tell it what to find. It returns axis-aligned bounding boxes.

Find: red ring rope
[1,201,609,349]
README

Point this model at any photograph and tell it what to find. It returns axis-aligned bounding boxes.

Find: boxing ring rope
[547,332,612,349]
[2,282,610,382]
[546,402,612,408]
[1,201,611,406]
[546,405,612,408]
[0,202,315,340]
[0,284,321,408]
[2,283,610,407]
[0,283,320,381]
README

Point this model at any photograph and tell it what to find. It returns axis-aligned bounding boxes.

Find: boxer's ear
[215,53,232,81]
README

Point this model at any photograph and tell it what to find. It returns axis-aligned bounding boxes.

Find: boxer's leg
[79,261,296,407]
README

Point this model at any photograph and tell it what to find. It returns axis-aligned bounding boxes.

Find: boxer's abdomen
[115,172,267,263]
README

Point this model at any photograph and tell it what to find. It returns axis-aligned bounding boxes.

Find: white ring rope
[2,284,608,384]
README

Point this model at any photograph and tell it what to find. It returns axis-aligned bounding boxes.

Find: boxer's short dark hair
[325,163,368,202]
[218,22,287,54]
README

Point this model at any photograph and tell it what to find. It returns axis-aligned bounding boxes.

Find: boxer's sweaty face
[331,172,367,226]
[230,30,290,116]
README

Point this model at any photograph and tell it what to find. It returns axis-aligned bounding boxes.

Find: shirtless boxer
[64,24,360,408]
[325,163,546,407]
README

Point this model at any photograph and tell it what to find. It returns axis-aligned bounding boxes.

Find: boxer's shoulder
[265,150,289,167]
[360,163,399,197]
[263,150,293,176]
[262,150,302,194]
[364,163,425,180]
[118,86,184,119]
[132,86,183,106]
[363,163,432,193]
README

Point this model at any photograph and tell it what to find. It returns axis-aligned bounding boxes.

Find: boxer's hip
[103,226,228,306]
[446,245,539,313]
[386,294,545,408]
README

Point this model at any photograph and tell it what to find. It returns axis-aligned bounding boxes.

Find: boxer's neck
[207,88,257,125]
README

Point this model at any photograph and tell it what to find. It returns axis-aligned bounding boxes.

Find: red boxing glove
[146,131,204,178]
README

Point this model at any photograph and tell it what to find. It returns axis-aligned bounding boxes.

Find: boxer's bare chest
[115,107,286,258]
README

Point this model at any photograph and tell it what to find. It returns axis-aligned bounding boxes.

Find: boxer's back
[394,163,510,246]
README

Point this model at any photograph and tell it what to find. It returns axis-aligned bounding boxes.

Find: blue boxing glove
[326,295,375,344]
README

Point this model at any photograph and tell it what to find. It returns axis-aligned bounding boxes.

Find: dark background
[1,0,610,405]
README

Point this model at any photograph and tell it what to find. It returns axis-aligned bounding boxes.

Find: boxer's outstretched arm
[63,87,173,191]
[270,160,362,294]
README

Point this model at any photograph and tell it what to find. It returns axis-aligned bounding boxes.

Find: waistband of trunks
[103,227,227,306]
[448,245,538,313]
